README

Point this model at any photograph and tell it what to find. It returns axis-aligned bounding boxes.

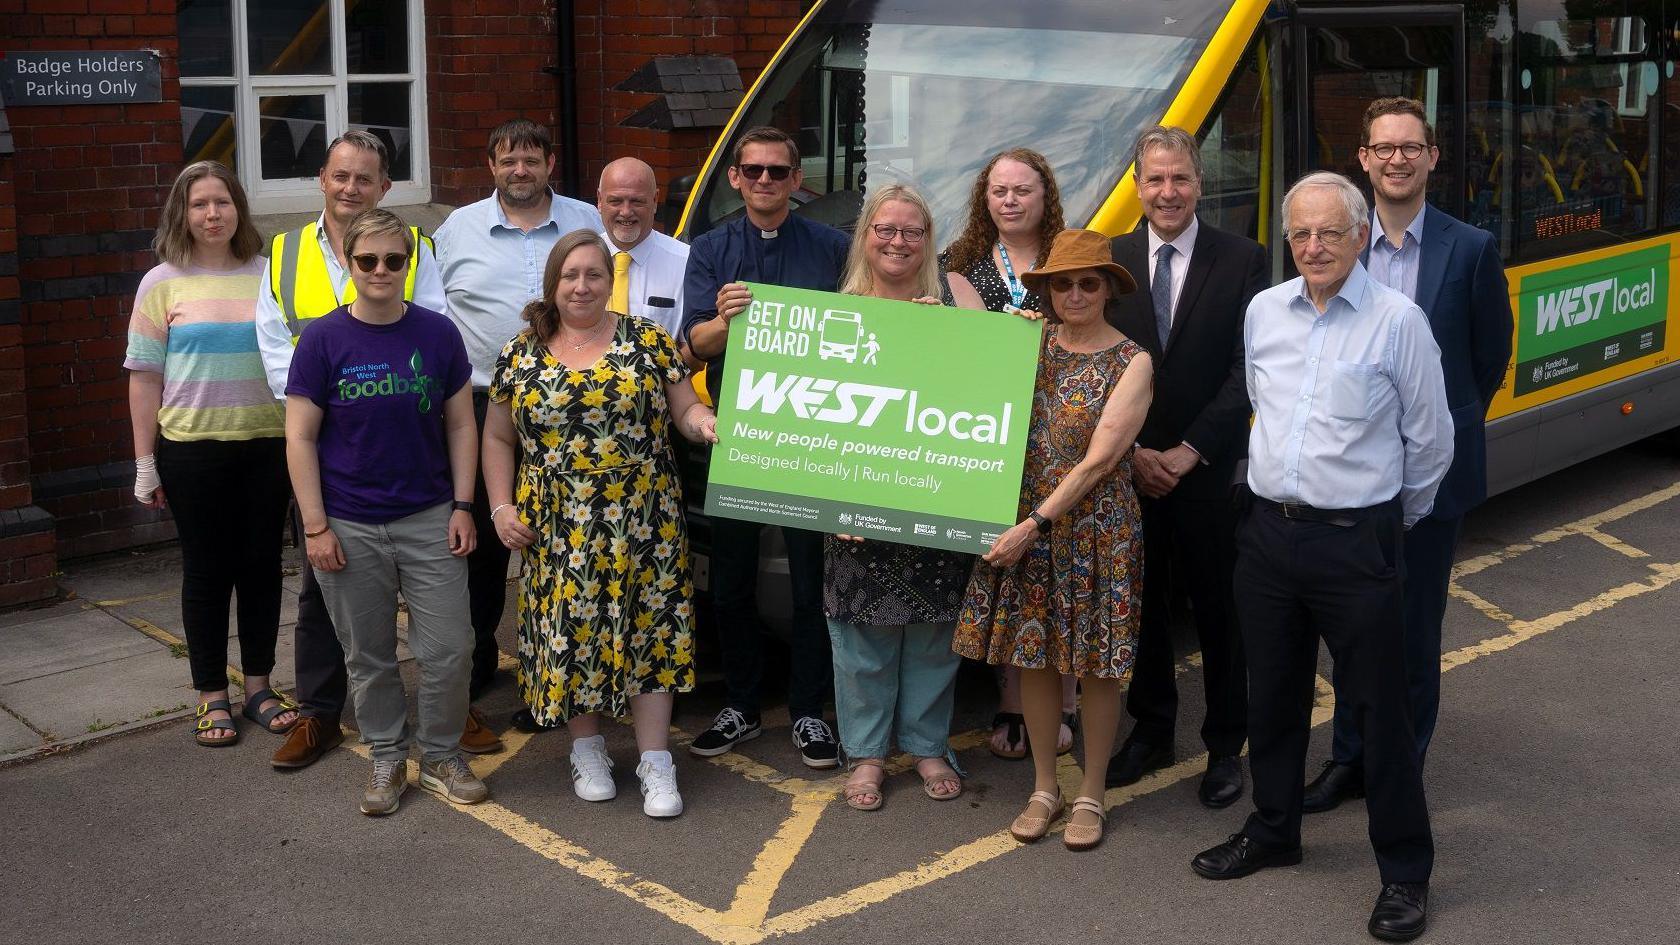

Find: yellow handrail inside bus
[1257,34,1271,247]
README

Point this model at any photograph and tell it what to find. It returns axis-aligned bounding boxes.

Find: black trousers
[467,391,514,700]
[155,437,290,692]
[1125,490,1247,757]
[1332,513,1460,768]
[291,511,347,721]
[709,516,832,721]
[1235,499,1433,885]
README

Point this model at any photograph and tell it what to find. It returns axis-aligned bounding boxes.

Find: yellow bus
[676,0,1680,494]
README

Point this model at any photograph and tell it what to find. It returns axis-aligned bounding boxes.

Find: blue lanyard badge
[996,242,1027,308]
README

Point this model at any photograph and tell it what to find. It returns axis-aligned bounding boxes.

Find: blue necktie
[1153,244,1175,351]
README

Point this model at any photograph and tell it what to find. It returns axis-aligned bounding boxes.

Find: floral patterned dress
[951,328,1144,680]
[490,316,696,723]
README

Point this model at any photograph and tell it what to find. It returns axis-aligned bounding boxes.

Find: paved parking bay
[3,439,1679,944]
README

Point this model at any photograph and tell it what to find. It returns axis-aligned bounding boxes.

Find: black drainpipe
[551,0,582,198]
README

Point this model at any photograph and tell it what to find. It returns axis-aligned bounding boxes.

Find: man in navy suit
[1304,97,1512,812]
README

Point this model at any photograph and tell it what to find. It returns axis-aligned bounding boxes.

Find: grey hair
[1132,126,1203,182]
[1281,171,1367,234]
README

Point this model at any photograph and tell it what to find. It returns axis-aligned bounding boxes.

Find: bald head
[598,157,659,248]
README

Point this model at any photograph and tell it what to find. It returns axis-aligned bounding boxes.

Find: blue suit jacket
[1363,203,1511,520]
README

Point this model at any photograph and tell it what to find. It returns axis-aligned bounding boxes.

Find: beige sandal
[1009,789,1063,842]
[915,757,963,801]
[844,760,885,811]
[1063,796,1106,851]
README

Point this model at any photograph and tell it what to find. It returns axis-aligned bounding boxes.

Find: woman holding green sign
[954,228,1151,851]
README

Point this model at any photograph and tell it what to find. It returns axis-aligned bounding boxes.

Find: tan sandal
[915,757,963,801]
[844,760,885,811]
[1063,796,1106,851]
[1009,789,1063,842]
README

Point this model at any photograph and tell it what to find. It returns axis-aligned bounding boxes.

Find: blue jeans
[827,619,961,760]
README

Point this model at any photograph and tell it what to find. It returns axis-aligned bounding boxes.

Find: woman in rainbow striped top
[124,161,296,747]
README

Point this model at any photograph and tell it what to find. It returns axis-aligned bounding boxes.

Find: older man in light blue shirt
[1193,171,1449,944]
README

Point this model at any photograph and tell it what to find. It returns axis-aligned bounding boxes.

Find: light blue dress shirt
[433,190,599,387]
[1367,206,1425,301]
[1244,262,1453,526]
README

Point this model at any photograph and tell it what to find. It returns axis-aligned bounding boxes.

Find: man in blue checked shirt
[1190,171,1450,944]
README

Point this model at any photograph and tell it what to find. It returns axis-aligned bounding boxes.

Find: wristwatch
[1028,510,1051,532]
[452,500,473,513]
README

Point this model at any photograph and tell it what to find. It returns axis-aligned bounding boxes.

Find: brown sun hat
[1020,228,1137,295]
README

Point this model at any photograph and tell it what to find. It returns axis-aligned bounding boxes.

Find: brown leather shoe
[271,715,344,769]
[458,707,504,755]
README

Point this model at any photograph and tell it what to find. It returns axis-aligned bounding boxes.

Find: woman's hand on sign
[910,296,942,306]
[981,520,1038,568]
[717,283,753,322]
[833,533,865,543]
[1002,304,1045,322]
[494,505,538,551]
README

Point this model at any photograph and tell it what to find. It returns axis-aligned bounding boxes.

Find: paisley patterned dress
[952,328,1144,680]
[489,316,696,723]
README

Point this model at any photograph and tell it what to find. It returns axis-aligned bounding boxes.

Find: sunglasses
[351,252,411,273]
[736,163,794,181]
[1048,275,1106,293]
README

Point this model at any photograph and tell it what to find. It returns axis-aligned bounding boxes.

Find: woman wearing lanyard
[940,148,1080,762]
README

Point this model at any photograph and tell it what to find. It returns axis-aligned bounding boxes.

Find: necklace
[557,314,614,351]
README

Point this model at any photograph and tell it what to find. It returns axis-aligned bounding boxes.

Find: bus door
[1292,6,1468,222]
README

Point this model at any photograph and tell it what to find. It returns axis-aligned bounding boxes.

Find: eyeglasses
[1363,142,1429,161]
[350,252,410,273]
[870,223,926,243]
[1284,227,1350,247]
[736,163,794,181]
[1048,275,1106,294]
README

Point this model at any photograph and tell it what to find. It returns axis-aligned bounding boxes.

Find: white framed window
[178,0,430,213]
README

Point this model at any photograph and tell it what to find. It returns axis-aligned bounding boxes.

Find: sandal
[1056,711,1078,756]
[915,757,963,801]
[988,712,1029,760]
[1063,796,1107,851]
[242,687,300,734]
[844,760,885,811]
[193,698,240,747]
[1009,789,1063,842]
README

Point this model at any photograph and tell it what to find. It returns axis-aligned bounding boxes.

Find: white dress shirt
[254,212,448,399]
[1244,262,1453,526]
[434,190,599,387]
[1146,215,1198,325]
[602,228,690,337]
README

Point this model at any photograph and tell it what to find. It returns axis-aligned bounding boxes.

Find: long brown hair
[153,161,262,267]
[942,148,1065,275]
[522,229,613,343]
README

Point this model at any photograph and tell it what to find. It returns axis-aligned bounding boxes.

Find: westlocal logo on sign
[704,282,1041,554]
[1514,244,1669,397]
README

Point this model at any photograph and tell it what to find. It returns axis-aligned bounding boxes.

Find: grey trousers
[315,502,471,763]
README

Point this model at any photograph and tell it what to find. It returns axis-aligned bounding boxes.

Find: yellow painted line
[721,790,835,928]
[114,613,246,689]
[92,591,177,607]
[1453,479,1680,578]
[1577,526,1650,559]
[1449,584,1520,629]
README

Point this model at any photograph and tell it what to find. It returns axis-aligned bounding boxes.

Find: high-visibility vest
[267,220,433,343]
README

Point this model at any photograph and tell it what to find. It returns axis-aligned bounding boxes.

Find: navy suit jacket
[1362,203,1512,520]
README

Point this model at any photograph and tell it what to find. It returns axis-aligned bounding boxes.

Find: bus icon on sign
[818,310,864,362]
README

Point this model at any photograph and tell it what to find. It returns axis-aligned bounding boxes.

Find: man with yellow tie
[597,157,690,340]
[433,119,598,737]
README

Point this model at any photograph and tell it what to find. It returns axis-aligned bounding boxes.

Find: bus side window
[1465,5,1516,258]
[1198,37,1268,244]
[1514,4,1659,257]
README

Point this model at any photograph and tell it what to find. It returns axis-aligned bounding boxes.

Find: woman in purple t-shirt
[284,209,485,817]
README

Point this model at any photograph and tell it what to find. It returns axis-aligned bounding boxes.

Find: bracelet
[490,503,512,522]
[304,524,331,538]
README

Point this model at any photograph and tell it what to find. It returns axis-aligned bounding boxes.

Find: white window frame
[179,0,430,214]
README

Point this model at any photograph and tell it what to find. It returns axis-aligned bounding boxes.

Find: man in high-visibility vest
[255,129,448,770]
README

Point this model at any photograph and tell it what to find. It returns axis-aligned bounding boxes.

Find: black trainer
[689,708,762,757]
[791,716,840,769]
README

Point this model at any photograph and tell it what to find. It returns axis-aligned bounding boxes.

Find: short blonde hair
[840,184,943,300]
[342,208,413,259]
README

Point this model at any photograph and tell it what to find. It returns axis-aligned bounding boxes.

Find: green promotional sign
[1515,245,1668,395]
[704,282,1042,553]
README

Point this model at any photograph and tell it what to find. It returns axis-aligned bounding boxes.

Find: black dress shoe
[1199,755,1245,808]
[1191,833,1303,880]
[1105,739,1174,788]
[1302,759,1364,813]
[509,708,558,733]
[1368,883,1428,941]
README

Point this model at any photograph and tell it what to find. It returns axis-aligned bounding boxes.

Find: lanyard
[996,242,1027,308]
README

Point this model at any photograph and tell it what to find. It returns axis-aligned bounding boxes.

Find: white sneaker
[636,751,684,818]
[570,735,617,801]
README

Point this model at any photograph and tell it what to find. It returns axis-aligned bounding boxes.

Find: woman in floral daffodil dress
[482,230,719,818]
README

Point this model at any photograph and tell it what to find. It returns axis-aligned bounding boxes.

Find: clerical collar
[758,227,778,239]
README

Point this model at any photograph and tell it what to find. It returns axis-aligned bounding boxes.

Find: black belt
[1254,496,1392,528]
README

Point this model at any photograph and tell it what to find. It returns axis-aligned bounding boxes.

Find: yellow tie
[611,251,631,314]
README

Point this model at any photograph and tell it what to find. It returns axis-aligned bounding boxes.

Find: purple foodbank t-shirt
[286,303,471,524]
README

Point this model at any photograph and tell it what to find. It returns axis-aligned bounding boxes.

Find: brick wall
[8,0,179,562]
